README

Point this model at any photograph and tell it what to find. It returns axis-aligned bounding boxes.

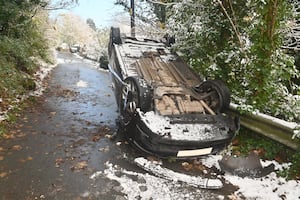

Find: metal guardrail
[229,104,300,150]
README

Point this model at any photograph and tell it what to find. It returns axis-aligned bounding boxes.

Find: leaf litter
[71,161,88,172]
[12,145,22,151]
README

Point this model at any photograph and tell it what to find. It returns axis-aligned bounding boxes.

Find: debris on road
[134,157,223,189]
[219,152,275,178]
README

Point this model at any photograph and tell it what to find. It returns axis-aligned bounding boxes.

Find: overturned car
[108,27,239,158]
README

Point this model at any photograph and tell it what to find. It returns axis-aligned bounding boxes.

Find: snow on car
[108,27,239,158]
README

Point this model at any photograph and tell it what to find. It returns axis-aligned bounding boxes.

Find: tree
[0,0,79,106]
[54,13,96,46]
[53,12,109,61]
[45,0,79,10]
[86,18,97,31]
[167,0,299,122]
[114,0,166,38]
[0,0,51,70]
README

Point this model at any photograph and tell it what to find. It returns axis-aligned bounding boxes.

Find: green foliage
[288,150,300,179]
[167,0,299,122]
[0,1,50,113]
[234,128,290,160]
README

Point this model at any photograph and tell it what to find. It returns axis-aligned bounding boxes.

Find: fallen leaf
[49,112,56,117]
[0,156,4,161]
[0,172,8,178]
[27,156,33,161]
[91,135,101,142]
[252,148,265,157]
[17,124,24,128]
[231,138,239,146]
[16,133,26,138]
[56,144,63,148]
[10,130,17,134]
[71,161,88,171]
[3,134,15,139]
[193,164,206,171]
[146,156,161,163]
[182,162,193,171]
[55,158,64,167]
[12,145,22,151]
[193,160,206,171]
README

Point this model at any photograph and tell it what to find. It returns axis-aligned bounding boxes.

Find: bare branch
[146,0,177,6]
[44,0,79,11]
[217,0,244,48]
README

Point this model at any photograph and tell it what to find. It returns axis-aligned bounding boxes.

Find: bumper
[126,110,238,158]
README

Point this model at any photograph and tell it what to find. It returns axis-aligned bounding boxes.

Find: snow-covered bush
[167,0,299,122]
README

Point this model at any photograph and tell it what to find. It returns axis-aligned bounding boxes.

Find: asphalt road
[0,52,236,200]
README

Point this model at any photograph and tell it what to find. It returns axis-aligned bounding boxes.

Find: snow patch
[138,110,227,141]
[92,157,300,200]
[91,161,214,199]
[76,80,88,88]
[201,155,300,200]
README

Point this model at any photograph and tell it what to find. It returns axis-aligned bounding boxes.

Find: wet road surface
[0,52,236,199]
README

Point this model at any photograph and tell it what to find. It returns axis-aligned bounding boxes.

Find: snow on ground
[76,80,88,88]
[201,155,300,200]
[134,157,223,189]
[0,51,57,122]
[90,161,215,200]
[93,156,300,200]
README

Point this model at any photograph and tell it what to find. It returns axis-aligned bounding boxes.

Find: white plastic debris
[134,157,223,189]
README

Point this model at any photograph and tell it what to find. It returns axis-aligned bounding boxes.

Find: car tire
[120,77,152,125]
[213,80,231,110]
[195,80,230,113]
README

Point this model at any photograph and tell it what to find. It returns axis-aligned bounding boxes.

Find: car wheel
[120,77,152,125]
[195,80,230,113]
